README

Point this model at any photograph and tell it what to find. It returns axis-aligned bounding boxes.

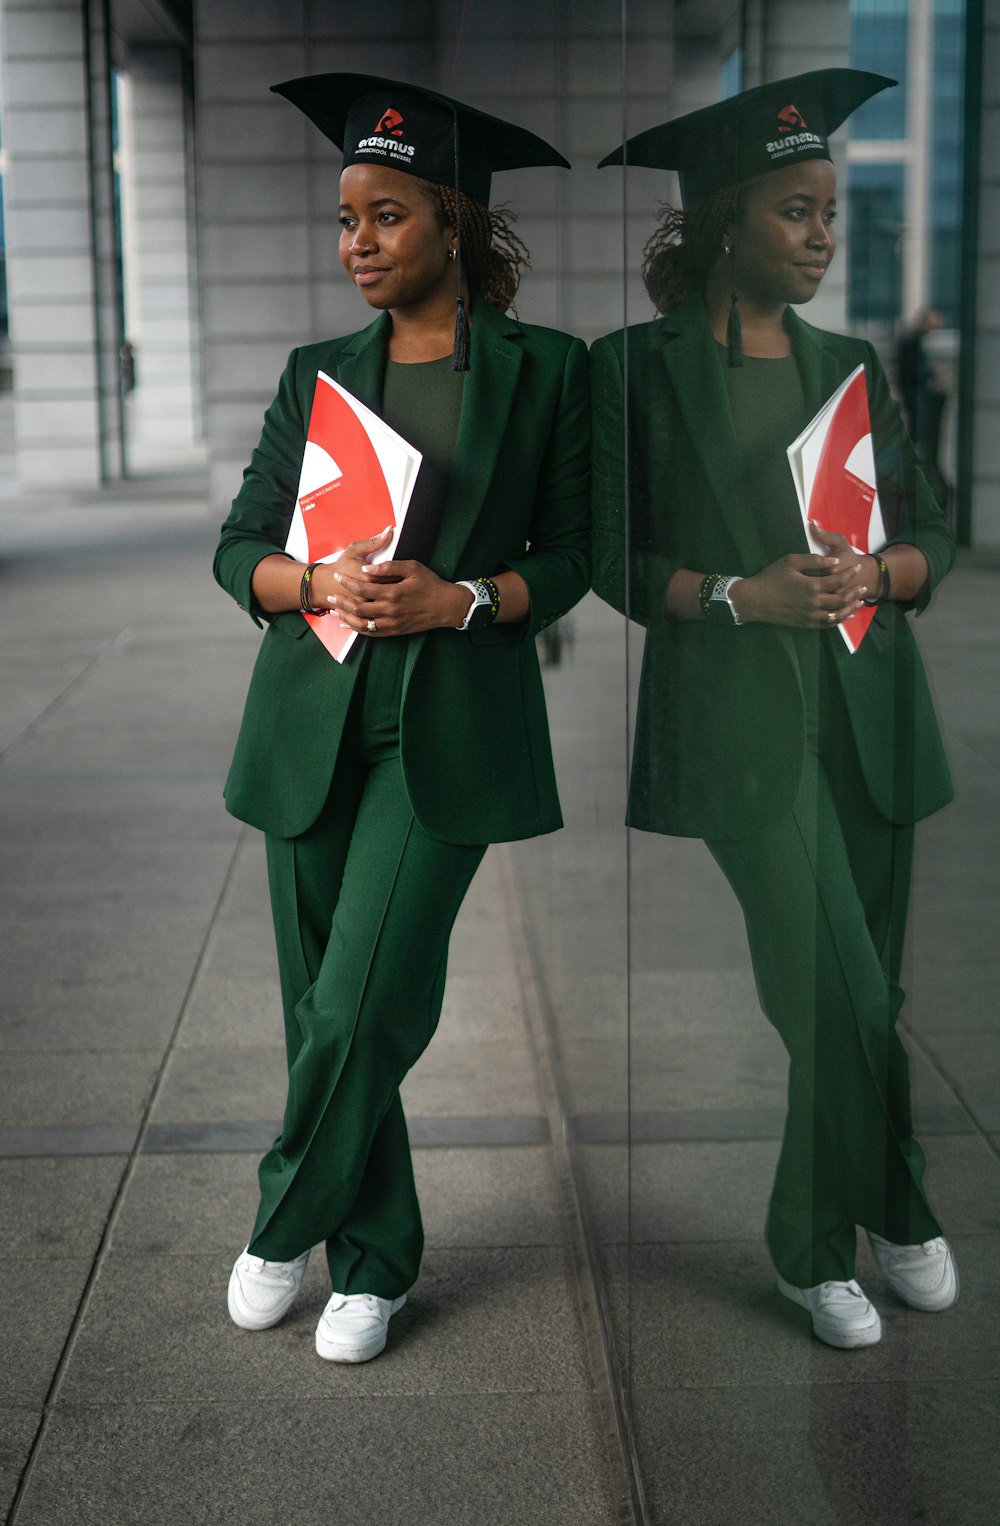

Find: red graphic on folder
[787,364,886,653]
[285,372,422,662]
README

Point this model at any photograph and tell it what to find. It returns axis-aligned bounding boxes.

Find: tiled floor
[0,467,624,1526]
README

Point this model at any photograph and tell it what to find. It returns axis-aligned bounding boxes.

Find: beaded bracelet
[480,575,501,624]
[299,561,328,616]
[698,573,725,619]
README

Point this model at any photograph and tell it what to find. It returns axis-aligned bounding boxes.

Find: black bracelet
[299,561,328,616]
[861,553,891,607]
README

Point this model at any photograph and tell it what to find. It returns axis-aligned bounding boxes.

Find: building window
[848,162,905,325]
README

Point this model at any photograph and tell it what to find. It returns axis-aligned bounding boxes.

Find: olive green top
[722,347,826,717]
[381,355,465,566]
[721,348,809,562]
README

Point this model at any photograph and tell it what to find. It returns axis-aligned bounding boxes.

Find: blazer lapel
[657,296,768,571]
[333,310,391,413]
[432,300,524,580]
[785,306,841,422]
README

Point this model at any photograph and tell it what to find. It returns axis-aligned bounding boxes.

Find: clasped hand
[739,525,874,628]
[319,528,467,635]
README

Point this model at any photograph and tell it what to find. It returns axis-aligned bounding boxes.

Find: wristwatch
[454,578,497,631]
[707,574,744,626]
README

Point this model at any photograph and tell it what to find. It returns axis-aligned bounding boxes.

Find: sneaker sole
[227,1266,303,1331]
[776,1277,882,1349]
[315,1294,407,1363]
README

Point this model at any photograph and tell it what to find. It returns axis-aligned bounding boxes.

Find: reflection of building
[848,0,965,328]
[0,0,994,541]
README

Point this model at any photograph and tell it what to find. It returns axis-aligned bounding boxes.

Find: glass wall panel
[610,2,994,1521]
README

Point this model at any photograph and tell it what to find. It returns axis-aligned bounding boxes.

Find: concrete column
[82,0,125,479]
[0,0,116,486]
[120,44,200,464]
[903,0,934,317]
[971,2,1000,546]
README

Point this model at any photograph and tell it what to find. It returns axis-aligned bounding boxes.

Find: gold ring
[827,611,837,623]
[366,618,377,634]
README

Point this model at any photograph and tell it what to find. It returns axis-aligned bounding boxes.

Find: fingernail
[333,573,343,585]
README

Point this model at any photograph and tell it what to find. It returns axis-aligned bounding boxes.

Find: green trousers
[247,642,486,1297]
[707,666,942,1288]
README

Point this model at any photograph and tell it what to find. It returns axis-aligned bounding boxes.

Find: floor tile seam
[84,1243,575,1262]
[0,771,240,783]
[3,827,250,1526]
[35,1388,607,1410]
[497,846,641,1526]
[0,632,142,767]
[623,1228,992,1248]
[0,1132,557,1159]
[0,1047,186,1056]
[626,1376,986,1394]
[898,1019,1000,1157]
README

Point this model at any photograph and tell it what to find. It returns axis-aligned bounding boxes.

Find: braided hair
[419,180,530,312]
[641,182,743,314]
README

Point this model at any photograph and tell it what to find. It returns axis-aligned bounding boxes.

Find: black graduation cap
[271,72,570,204]
[599,68,895,206]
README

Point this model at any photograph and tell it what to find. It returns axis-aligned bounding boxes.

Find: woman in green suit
[592,70,957,1348]
[214,74,589,1363]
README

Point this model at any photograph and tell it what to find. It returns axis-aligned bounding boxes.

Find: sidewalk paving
[0,465,624,1526]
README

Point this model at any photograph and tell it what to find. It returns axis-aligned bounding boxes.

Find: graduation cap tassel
[726,292,744,368]
[453,293,471,372]
[723,240,743,367]
[451,107,471,372]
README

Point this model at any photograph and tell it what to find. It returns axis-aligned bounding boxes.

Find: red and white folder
[786,363,886,653]
[284,372,422,662]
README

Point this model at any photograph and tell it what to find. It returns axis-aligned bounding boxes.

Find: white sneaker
[315,1291,407,1363]
[227,1246,310,1330]
[867,1232,959,1311]
[777,1276,882,1348]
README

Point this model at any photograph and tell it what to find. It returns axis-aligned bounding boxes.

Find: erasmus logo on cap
[777,104,807,133]
[765,101,824,162]
[356,102,417,164]
[375,107,404,137]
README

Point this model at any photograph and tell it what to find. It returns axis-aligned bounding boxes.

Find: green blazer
[215,300,590,844]
[590,294,954,841]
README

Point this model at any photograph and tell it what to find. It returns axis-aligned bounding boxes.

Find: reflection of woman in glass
[592,71,957,1348]
[214,75,589,1363]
